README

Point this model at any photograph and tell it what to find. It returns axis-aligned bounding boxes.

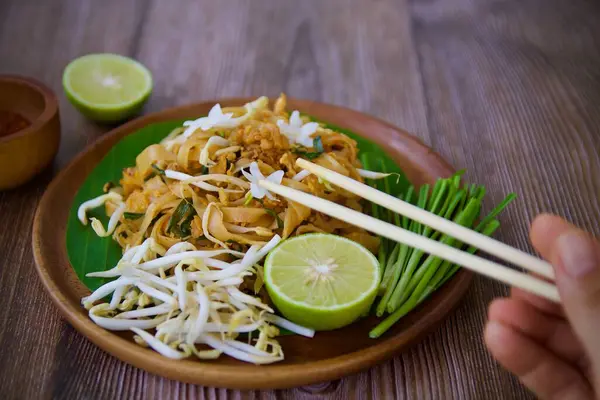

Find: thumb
[531,214,600,379]
[553,228,600,361]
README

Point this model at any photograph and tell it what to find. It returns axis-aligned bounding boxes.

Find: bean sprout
[81,234,315,364]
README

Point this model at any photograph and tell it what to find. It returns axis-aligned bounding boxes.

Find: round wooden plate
[32,98,472,389]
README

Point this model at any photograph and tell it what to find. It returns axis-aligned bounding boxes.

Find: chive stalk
[375,188,416,313]
[367,168,516,338]
[401,186,415,230]
[393,198,481,310]
[380,243,401,290]
[362,155,389,271]
[382,184,429,311]
[434,219,501,289]
[370,200,481,339]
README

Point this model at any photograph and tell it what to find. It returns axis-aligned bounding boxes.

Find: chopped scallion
[123,212,145,220]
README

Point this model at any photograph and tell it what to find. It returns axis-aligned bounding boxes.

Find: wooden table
[1,0,599,398]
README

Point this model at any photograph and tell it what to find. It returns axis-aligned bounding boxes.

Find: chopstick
[296,158,556,280]
[258,179,560,303]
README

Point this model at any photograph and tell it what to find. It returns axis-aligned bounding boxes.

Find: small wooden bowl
[0,75,60,190]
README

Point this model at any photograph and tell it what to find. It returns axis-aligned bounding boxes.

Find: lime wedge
[264,233,380,331]
[63,53,153,122]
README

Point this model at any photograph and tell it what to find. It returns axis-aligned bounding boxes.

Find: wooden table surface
[1,0,599,398]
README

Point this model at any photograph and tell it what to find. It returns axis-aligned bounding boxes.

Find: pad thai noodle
[78,94,383,363]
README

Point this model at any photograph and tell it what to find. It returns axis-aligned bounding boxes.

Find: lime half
[264,233,380,331]
[63,53,153,122]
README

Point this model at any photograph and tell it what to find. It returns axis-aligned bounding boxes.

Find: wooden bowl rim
[32,98,473,389]
[0,74,59,143]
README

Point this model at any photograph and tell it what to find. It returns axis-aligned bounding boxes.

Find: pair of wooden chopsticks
[259,159,560,303]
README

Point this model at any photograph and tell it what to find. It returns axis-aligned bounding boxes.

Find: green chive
[381,173,393,224]
[370,294,416,338]
[263,208,283,229]
[375,242,408,316]
[123,212,145,220]
[384,187,463,313]
[151,164,165,175]
[167,199,196,237]
[371,200,480,337]
[395,198,481,309]
[369,169,515,337]
[401,186,415,230]
[380,243,401,291]
[434,219,501,289]
[383,184,429,312]
[474,193,516,231]
[144,173,156,182]
[313,136,324,152]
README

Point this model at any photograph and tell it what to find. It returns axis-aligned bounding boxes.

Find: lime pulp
[264,233,380,331]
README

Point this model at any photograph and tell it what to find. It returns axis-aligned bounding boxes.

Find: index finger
[511,287,565,318]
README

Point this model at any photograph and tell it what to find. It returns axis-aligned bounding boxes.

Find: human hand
[484,214,600,399]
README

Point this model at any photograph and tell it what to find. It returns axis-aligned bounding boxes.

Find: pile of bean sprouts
[79,194,314,363]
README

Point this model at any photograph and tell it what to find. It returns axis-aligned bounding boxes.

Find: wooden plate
[32,98,472,389]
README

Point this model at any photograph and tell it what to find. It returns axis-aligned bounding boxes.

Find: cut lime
[63,53,153,122]
[264,233,380,331]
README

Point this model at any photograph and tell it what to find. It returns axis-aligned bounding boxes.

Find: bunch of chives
[361,157,515,338]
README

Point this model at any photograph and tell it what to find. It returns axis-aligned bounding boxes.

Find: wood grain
[1,0,599,398]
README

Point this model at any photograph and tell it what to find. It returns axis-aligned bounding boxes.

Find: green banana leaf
[66,118,410,291]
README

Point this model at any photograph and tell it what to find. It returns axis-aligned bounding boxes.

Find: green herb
[433,219,501,290]
[201,165,209,174]
[313,136,324,152]
[375,186,414,311]
[123,212,145,220]
[167,199,196,238]
[291,138,324,160]
[303,152,323,160]
[264,208,284,229]
[217,131,225,137]
[178,214,195,237]
[361,155,388,273]
[380,243,400,290]
[243,193,253,206]
[145,164,166,181]
[380,184,430,311]
[367,170,516,338]
[390,198,480,311]
[256,198,283,229]
[151,164,165,175]
[291,147,322,160]
[150,212,163,227]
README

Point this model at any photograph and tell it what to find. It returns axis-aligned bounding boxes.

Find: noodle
[77,94,381,364]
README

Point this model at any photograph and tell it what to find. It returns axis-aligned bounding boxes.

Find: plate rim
[32,98,472,389]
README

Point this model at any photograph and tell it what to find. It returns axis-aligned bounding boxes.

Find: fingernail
[557,231,598,278]
[484,321,510,352]
[485,321,503,341]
